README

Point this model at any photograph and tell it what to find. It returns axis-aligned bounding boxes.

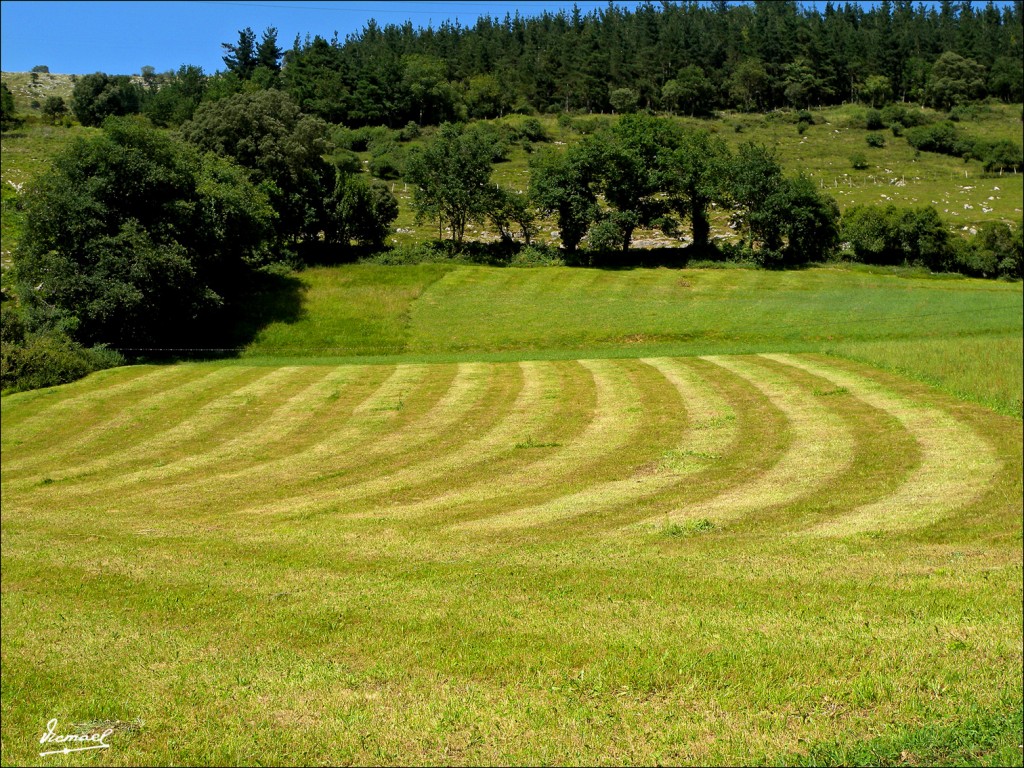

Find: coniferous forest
[225,0,1024,125]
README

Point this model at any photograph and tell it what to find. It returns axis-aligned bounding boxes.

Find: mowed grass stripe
[767,353,1001,535]
[10,363,406,519]
[731,355,921,533]
[457,356,738,532]
[1,366,264,477]
[10,366,310,489]
[30,366,359,494]
[74,363,441,517]
[217,360,569,524]
[0,365,219,472]
[0,364,161,433]
[645,354,855,527]
[431,359,680,530]
[53,361,523,528]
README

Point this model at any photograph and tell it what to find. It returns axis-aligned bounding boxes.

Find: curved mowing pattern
[0,354,1011,537]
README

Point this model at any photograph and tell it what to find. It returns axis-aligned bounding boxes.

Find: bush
[881,104,931,128]
[368,149,405,179]
[518,117,548,143]
[842,204,954,271]
[507,244,565,267]
[851,152,869,170]
[864,108,885,130]
[1,329,124,393]
[954,222,1023,279]
[905,121,975,157]
[398,120,421,141]
[866,133,886,148]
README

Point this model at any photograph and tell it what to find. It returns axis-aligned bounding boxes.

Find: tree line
[17,1,1018,133]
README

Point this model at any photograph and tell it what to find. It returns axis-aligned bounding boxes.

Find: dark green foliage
[368,144,405,180]
[905,121,1022,171]
[71,73,143,127]
[230,2,1021,119]
[730,142,786,250]
[666,129,732,250]
[905,121,968,155]
[880,103,931,129]
[865,133,886,148]
[488,188,537,246]
[14,117,274,348]
[1,81,19,129]
[860,109,885,130]
[405,122,505,245]
[141,65,206,127]
[0,328,124,393]
[988,55,1024,102]
[982,139,1024,173]
[529,147,598,254]
[842,205,953,271]
[222,27,258,79]
[774,175,840,265]
[661,65,715,117]
[584,114,683,252]
[860,75,893,109]
[257,27,284,72]
[953,222,1023,279]
[180,90,333,249]
[924,51,987,110]
[323,172,398,249]
[41,95,67,124]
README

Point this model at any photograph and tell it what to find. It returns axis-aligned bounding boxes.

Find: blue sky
[1,0,653,75]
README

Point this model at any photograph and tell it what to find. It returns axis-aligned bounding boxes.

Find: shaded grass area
[238,263,1023,417]
[1,355,1021,765]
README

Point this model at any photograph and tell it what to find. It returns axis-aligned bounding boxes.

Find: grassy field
[2,350,1021,765]
[239,264,1023,418]
[2,261,1023,765]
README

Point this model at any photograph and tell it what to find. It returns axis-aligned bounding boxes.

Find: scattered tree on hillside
[71,73,143,127]
[528,147,599,255]
[665,129,732,251]
[0,82,18,129]
[222,27,258,79]
[41,96,67,125]
[404,122,501,245]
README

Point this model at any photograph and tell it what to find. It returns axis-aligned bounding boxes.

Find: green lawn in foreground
[241,263,1023,417]
[2,352,1021,765]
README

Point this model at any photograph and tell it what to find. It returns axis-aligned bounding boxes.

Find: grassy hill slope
[238,263,1023,417]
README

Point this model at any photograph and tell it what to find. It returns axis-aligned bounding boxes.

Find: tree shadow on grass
[132,268,307,364]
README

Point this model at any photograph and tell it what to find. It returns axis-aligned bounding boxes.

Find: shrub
[864,108,885,130]
[1,330,124,393]
[508,244,565,267]
[368,148,405,179]
[518,117,548,143]
[842,204,954,271]
[398,120,421,141]
[954,222,1022,279]
[881,104,931,128]
[851,152,869,170]
[866,133,886,148]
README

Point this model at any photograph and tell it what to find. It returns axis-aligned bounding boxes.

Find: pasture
[2,264,1022,765]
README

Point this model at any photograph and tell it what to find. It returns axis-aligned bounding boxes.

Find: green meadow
[240,264,1023,418]
[2,262,1022,765]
